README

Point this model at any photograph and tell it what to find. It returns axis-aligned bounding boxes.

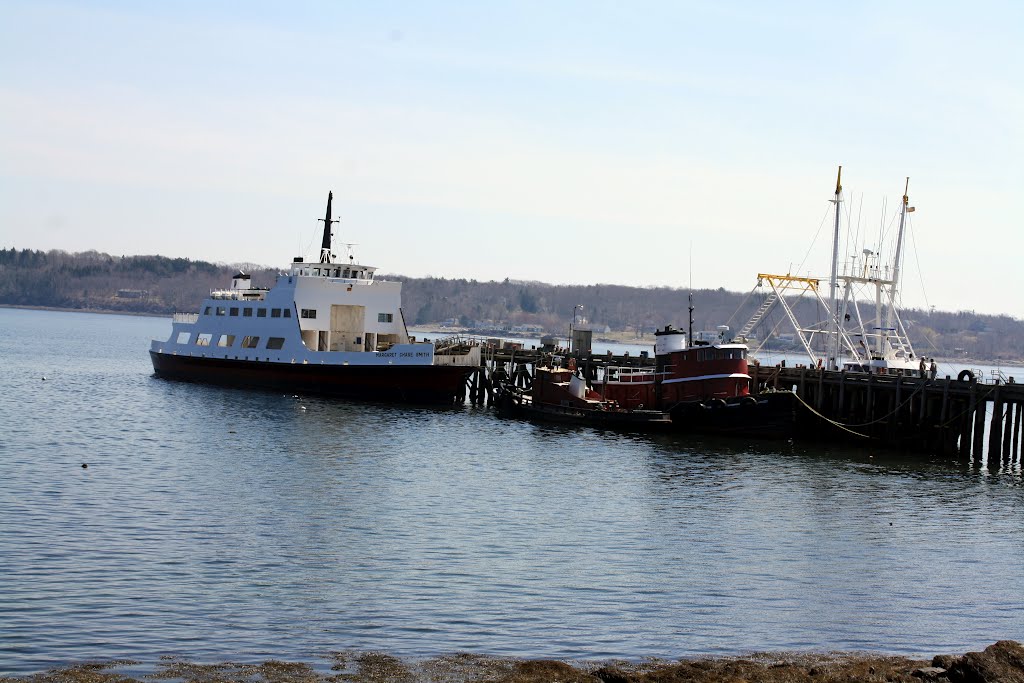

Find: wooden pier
[457,345,1024,465]
[754,364,1023,466]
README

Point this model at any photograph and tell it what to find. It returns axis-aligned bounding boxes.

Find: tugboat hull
[669,392,796,439]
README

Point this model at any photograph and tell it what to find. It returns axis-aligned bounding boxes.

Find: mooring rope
[790,374,1002,440]
[790,390,871,439]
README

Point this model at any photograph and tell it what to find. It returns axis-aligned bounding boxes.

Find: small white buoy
[42,376,46,381]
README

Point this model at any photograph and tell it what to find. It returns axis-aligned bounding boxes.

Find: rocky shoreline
[3,641,1022,683]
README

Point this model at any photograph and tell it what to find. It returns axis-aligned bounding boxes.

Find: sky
[2,1,1022,317]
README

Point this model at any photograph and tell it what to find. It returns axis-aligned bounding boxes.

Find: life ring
[957,369,975,382]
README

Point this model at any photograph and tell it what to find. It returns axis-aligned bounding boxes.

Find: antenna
[688,242,694,345]
[341,243,359,263]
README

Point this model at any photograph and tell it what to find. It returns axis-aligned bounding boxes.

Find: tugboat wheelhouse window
[230,307,239,316]
[257,308,267,318]
[243,308,253,317]
[301,309,317,319]
[266,337,285,350]
[196,333,213,346]
[283,309,291,318]
[204,307,211,316]
[216,307,226,316]
[378,313,393,323]
[217,334,235,348]
[241,336,260,348]
[271,308,281,318]
[176,332,191,344]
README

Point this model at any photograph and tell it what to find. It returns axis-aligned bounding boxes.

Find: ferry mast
[319,191,339,264]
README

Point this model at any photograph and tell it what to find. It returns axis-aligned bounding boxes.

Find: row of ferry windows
[300,309,391,323]
[202,307,392,324]
[204,306,292,318]
[180,332,285,350]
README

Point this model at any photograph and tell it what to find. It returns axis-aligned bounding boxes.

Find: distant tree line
[2,247,1021,362]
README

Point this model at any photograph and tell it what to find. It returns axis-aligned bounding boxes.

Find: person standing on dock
[929,359,937,380]
[919,357,927,378]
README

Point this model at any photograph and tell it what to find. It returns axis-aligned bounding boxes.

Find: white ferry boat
[150,193,480,402]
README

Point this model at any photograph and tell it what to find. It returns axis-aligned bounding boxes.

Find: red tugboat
[496,361,673,430]
[499,319,793,437]
[650,325,793,437]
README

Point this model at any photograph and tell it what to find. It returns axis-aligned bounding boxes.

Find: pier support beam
[1013,401,1022,463]
[988,383,1003,467]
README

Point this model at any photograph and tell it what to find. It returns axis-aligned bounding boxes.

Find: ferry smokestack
[319,191,338,264]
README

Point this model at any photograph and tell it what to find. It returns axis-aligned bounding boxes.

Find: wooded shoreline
[3,247,1022,364]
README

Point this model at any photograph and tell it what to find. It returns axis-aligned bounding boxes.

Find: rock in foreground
[3,641,1023,683]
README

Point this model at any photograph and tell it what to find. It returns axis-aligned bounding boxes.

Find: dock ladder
[737,292,779,339]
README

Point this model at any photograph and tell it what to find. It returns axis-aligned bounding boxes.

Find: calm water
[1,308,1022,675]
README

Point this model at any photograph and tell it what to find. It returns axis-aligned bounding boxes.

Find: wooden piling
[816,367,825,410]
[960,382,975,460]
[972,381,986,461]
[1001,400,1013,461]
[866,373,875,424]
[1013,401,1022,462]
[837,370,846,414]
[988,383,1002,465]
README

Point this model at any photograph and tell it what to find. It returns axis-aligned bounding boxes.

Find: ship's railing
[604,366,659,382]
[173,312,199,324]
[432,334,488,354]
[209,289,268,301]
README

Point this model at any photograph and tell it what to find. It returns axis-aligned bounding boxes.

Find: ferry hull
[150,351,472,404]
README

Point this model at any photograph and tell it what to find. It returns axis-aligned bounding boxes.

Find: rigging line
[724,283,758,329]
[876,196,887,265]
[842,192,854,276]
[793,204,833,277]
[853,192,864,268]
[908,216,932,311]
